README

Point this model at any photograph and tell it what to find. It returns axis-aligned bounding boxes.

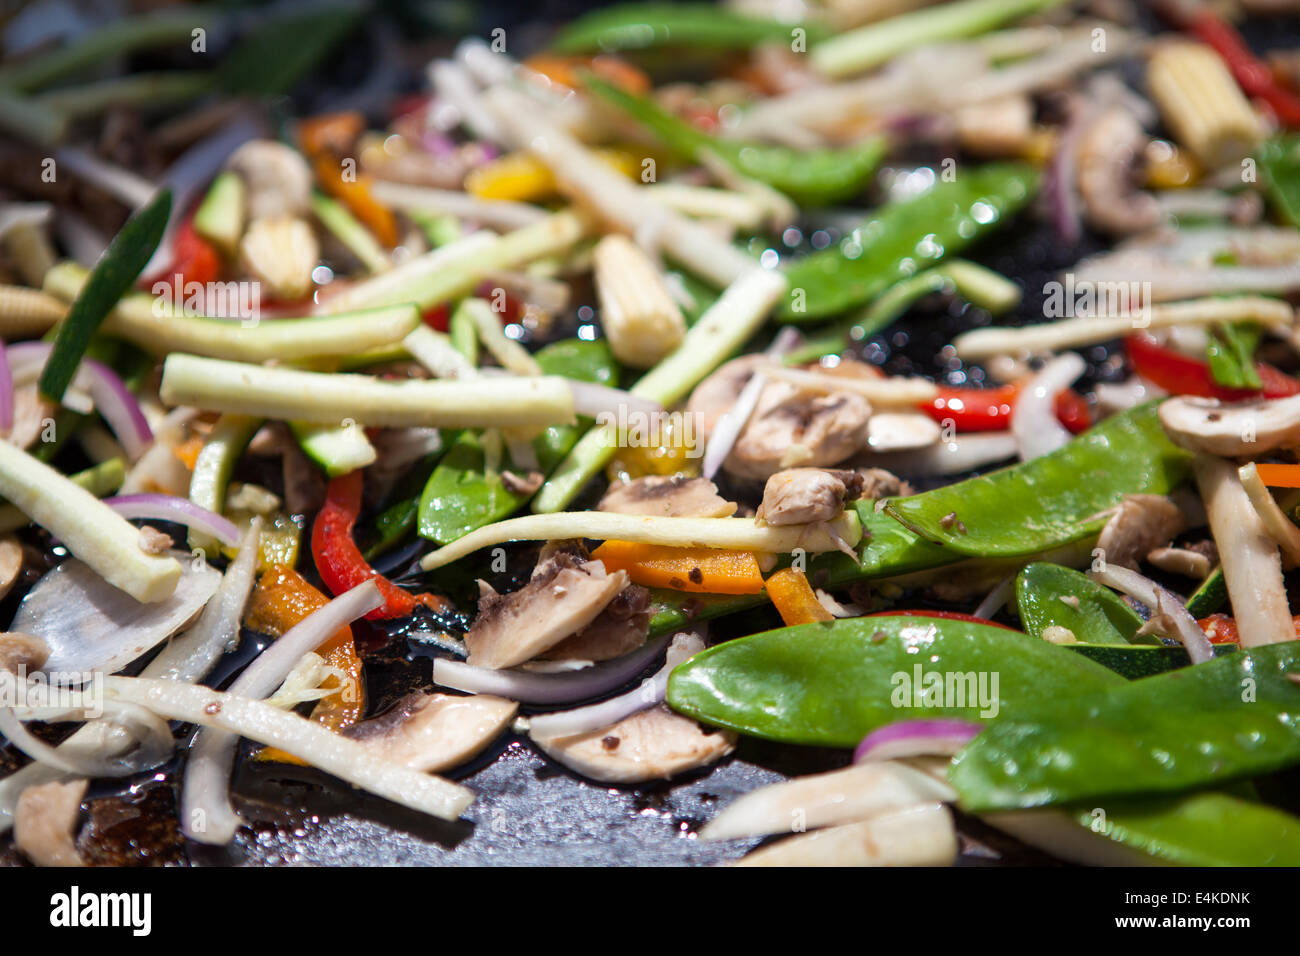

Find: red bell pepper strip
[146,215,220,292]
[1185,10,1300,128]
[923,384,1092,434]
[312,470,447,620]
[422,303,450,332]
[1125,334,1300,400]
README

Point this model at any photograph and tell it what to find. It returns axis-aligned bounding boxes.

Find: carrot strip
[591,539,765,594]
[765,568,834,626]
[1253,463,1300,488]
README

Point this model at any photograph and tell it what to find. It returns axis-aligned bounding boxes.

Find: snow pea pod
[552,3,828,55]
[777,163,1040,320]
[1258,134,1300,229]
[585,75,885,207]
[885,402,1192,558]
[951,641,1300,811]
[1017,562,1140,646]
[418,339,617,544]
[666,614,1120,747]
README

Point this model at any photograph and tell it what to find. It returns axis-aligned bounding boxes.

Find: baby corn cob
[1147,41,1265,170]
[0,283,67,337]
[592,234,685,369]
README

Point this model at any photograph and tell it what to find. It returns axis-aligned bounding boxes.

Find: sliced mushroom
[1096,494,1187,570]
[342,692,516,773]
[865,411,942,452]
[0,535,22,602]
[13,778,87,867]
[1146,545,1213,579]
[531,703,735,784]
[239,215,319,301]
[225,139,312,220]
[0,631,49,674]
[597,474,736,518]
[757,468,856,525]
[953,94,1034,157]
[541,584,650,661]
[4,383,54,450]
[465,552,629,668]
[856,467,912,499]
[1076,105,1161,236]
[1160,394,1300,457]
[727,385,872,481]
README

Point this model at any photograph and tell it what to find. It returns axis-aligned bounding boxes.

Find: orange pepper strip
[1252,463,1300,488]
[524,54,650,95]
[765,568,834,626]
[591,540,765,594]
[173,433,204,470]
[297,111,366,157]
[245,565,365,763]
[311,152,400,248]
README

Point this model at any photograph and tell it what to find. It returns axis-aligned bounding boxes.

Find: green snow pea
[360,451,443,560]
[952,641,1300,811]
[1050,792,1300,867]
[1016,562,1140,647]
[667,614,1120,747]
[552,3,828,55]
[885,402,1192,558]
[418,339,617,544]
[584,75,885,207]
[1258,134,1300,229]
[777,163,1040,320]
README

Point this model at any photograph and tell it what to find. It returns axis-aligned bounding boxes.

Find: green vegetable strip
[188,414,261,555]
[1258,134,1300,229]
[811,0,1068,77]
[419,340,617,544]
[1205,321,1262,389]
[885,402,1191,558]
[585,75,884,207]
[38,189,170,402]
[311,192,390,275]
[952,642,1300,811]
[552,2,827,54]
[36,72,214,120]
[534,267,786,513]
[777,163,1040,321]
[0,458,125,534]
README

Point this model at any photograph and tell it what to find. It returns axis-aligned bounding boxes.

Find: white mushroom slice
[1160,394,1300,457]
[701,761,956,842]
[727,385,872,481]
[757,468,854,525]
[0,631,48,674]
[531,704,735,784]
[465,553,629,669]
[540,584,650,661]
[1146,546,1213,580]
[734,802,957,867]
[13,554,221,675]
[0,535,22,602]
[342,692,517,773]
[225,139,313,220]
[13,778,87,868]
[597,475,737,518]
[1195,455,1295,647]
[866,411,942,452]
[1096,494,1187,571]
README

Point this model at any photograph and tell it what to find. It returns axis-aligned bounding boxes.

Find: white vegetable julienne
[1239,463,1300,568]
[0,441,181,602]
[953,296,1295,359]
[183,580,384,845]
[525,632,702,739]
[159,354,576,429]
[734,802,958,866]
[420,510,862,571]
[97,676,475,823]
[534,267,788,513]
[1088,564,1215,664]
[455,298,541,376]
[862,431,1019,476]
[402,325,477,379]
[1011,351,1084,462]
[758,363,939,406]
[370,180,548,230]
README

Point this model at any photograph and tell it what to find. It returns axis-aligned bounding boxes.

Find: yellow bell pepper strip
[245,564,364,763]
[591,540,765,594]
[465,148,640,203]
[764,568,834,626]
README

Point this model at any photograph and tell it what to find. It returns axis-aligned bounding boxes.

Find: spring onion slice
[421,510,861,571]
[159,354,576,429]
[0,441,179,602]
[38,189,170,403]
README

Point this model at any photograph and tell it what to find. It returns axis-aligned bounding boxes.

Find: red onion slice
[433,633,670,704]
[104,493,240,547]
[853,719,983,764]
[1088,564,1215,664]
